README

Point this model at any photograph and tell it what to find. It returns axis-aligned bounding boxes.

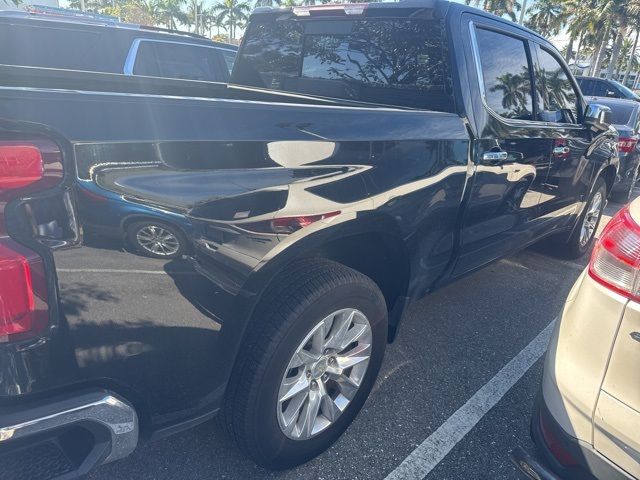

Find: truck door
[453,20,551,276]
[530,44,594,231]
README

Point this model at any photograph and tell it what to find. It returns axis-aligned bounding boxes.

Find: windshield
[232,16,454,111]
[613,80,640,100]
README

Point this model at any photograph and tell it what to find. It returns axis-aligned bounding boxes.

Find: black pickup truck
[0,1,618,478]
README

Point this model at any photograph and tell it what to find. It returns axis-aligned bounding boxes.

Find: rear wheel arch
[600,164,617,195]
[240,224,411,344]
[121,214,186,235]
[312,232,410,330]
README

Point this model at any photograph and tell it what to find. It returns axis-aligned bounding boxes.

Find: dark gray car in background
[0,8,237,82]
[577,76,640,102]
[587,97,640,202]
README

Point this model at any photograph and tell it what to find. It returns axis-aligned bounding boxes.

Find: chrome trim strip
[0,392,138,463]
[123,37,236,75]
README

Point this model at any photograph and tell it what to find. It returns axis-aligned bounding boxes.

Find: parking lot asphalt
[71,193,633,480]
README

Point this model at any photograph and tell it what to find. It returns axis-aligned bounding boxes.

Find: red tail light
[0,137,61,342]
[240,211,340,234]
[618,137,638,154]
[0,238,48,341]
[589,206,640,300]
[0,145,44,190]
[539,408,578,466]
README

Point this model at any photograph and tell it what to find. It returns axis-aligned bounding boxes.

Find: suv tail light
[0,238,48,341]
[589,206,640,300]
[618,137,638,154]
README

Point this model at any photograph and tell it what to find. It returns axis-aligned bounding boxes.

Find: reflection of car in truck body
[0,1,620,478]
[77,179,194,258]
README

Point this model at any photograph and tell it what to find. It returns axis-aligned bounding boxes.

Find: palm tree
[585,0,616,77]
[159,0,188,30]
[186,0,204,34]
[137,0,164,26]
[213,0,251,41]
[465,0,521,21]
[525,0,566,37]
[255,0,280,6]
[605,0,640,79]
[622,20,640,85]
[562,0,593,62]
[67,0,110,12]
[490,69,531,117]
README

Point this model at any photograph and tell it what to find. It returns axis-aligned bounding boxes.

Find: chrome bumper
[0,390,138,464]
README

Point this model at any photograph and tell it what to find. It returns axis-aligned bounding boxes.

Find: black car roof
[0,8,237,50]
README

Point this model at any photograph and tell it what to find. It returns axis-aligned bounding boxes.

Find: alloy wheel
[277,308,372,440]
[136,225,180,257]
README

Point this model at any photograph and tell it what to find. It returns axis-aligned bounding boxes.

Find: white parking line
[57,268,198,275]
[384,320,555,480]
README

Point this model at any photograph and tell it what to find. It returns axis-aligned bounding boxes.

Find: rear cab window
[232,13,454,111]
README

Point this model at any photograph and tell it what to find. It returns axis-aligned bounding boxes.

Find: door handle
[481,150,508,165]
[553,146,570,156]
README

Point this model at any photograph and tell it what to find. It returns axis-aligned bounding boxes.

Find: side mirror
[606,90,618,98]
[584,103,612,132]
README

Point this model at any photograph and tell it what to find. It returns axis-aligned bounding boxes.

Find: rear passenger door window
[578,79,594,96]
[474,27,534,120]
[534,47,578,123]
[131,40,228,82]
[592,80,611,97]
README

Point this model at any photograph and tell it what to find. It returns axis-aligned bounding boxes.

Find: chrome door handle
[553,146,570,156]
[481,150,508,165]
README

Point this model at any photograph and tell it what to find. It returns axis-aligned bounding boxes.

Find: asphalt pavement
[78,193,632,480]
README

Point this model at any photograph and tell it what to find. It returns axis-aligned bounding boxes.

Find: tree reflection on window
[535,48,577,123]
[475,28,533,120]
[234,18,454,111]
[301,20,446,91]
[489,67,533,120]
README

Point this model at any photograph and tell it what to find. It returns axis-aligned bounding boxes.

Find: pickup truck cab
[0,1,618,477]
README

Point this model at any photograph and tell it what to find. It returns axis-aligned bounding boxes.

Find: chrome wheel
[135,225,180,257]
[580,191,603,247]
[277,308,372,441]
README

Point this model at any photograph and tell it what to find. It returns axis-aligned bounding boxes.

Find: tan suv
[514,201,640,479]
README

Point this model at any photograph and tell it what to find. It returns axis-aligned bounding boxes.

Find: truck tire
[126,220,187,259]
[223,258,388,469]
[553,178,607,259]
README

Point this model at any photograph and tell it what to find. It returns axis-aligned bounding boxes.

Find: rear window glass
[0,23,122,72]
[133,41,226,82]
[233,17,453,111]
